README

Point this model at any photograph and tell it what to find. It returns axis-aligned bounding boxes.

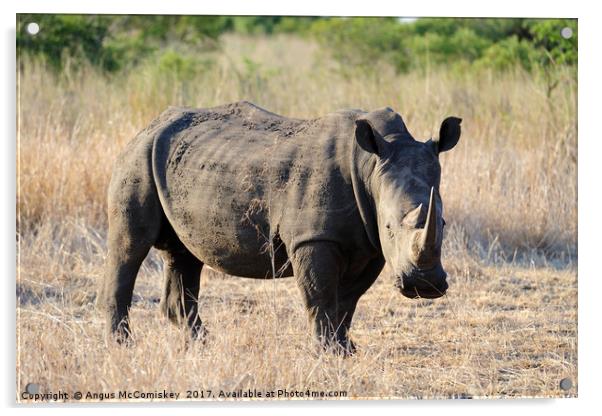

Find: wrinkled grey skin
[98,101,461,353]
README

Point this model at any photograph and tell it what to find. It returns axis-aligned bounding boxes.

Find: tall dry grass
[17,34,577,259]
[17,219,577,399]
[16,34,577,400]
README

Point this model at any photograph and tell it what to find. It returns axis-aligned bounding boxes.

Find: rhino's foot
[331,337,356,357]
[190,323,208,342]
[340,338,357,356]
[181,324,208,350]
[104,311,135,346]
[107,326,134,347]
[317,335,356,357]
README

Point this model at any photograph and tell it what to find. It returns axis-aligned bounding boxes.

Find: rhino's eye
[385,223,394,239]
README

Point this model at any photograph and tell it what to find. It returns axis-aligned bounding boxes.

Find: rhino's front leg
[292,241,348,353]
[336,256,386,354]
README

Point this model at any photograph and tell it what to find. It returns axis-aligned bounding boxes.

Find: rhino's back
[149,102,368,277]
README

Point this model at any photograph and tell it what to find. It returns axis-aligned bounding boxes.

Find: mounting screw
[559,377,573,391]
[26,22,40,35]
[561,27,573,39]
[25,383,40,395]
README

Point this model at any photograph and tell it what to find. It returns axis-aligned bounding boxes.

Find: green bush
[118,15,232,43]
[17,14,231,72]
[16,15,577,75]
[528,19,577,67]
[413,18,529,43]
[409,27,491,68]
[154,49,213,80]
[230,16,320,35]
[310,17,412,74]
[476,36,540,71]
[17,15,114,70]
[307,17,576,75]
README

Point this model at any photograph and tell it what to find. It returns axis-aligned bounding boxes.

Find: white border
[9,0,581,17]
[3,1,600,415]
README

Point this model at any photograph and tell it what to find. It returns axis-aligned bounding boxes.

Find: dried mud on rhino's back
[159,101,312,139]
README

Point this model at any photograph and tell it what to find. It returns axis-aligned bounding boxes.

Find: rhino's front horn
[421,187,438,248]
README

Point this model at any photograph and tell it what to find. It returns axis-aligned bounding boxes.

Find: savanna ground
[16,34,577,401]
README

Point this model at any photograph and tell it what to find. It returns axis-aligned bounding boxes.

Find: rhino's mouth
[396,266,448,299]
[400,286,447,299]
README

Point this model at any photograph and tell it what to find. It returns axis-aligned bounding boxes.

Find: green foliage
[232,16,280,34]
[17,14,232,72]
[414,18,530,42]
[17,14,114,70]
[309,17,576,75]
[528,19,577,66]
[409,27,492,67]
[476,36,540,71]
[231,16,320,34]
[153,49,213,80]
[120,15,233,42]
[272,17,321,34]
[16,14,577,75]
[310,17,411,73]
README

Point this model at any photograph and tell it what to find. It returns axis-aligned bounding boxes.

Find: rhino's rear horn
[421,187,438,248]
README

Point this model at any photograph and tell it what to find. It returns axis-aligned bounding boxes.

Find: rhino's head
[355,115,461,299]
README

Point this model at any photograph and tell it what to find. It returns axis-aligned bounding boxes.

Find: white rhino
[98,101,461,353]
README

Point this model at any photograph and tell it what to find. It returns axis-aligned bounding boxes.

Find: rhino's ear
[433,116,462,153]
[355,119,388,156]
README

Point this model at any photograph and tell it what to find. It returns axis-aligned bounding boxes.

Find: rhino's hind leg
[157,245,204,340]
[99,135,161,344]
[101,199,161,344]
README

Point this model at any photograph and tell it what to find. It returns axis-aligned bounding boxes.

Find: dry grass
[16,34,577,401]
